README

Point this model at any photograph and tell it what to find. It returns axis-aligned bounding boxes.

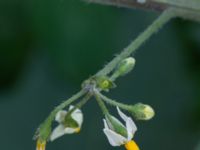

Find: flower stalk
[65,93,92,117]
[95,91,130,110]
[95,94,110,116]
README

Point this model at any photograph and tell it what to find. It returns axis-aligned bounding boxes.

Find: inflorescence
[34,57,155,150]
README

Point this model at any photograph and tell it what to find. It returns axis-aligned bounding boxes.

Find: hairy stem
[85,0,167,11]
[85,0,200,23]
[67,93,92,116]
[96,91,129,110]
[48,89,87,120]
[96,7,176,77]
[95,94,110,115]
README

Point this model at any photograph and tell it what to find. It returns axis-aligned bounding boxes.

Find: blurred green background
[0,0,200,150]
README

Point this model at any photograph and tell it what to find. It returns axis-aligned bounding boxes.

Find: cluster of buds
[34,57,155,150]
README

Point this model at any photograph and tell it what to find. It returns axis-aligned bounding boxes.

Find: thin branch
[84,0,200,23]
[96,7,176,76]
[84,0,167,12]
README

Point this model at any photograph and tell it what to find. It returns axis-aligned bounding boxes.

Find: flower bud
[129,103,155,120]
[115,57,136,77]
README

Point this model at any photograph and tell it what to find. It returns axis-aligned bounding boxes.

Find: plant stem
[96,91,130,110]
[76,93,92,108]
[96,7,176,77]
[110,71,120,81]
[85,0,166,12]
[95,94,110,115]
[173,7,200,23]
[49,89,87,120]
[67,93,92,116]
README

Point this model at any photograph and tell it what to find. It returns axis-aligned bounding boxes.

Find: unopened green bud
[129,103,155,120]
[115,57,136,77]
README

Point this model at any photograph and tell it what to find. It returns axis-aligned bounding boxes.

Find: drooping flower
[103,107,139,150]
[50,105,83,141]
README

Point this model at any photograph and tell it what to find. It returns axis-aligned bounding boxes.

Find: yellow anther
[36,139,46,150]
[75,128,81,133]
[125,140,139,150]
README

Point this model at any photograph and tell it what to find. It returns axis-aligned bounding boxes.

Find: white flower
[103,107,139,150]
[50,105,83,141]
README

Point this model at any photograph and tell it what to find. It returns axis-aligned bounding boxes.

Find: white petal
[68,105,83,127]
[126,118,137,140]
[103,128,127,146]
[117,107,128,122]
[117,107,137,140]
[64,127,77,134]
[71,109,83,127]
[50,125,65,141]
[55,110,67,123]
[103,119,109,129]
[105,117,114,130]
[69,105,81,113]
[69,105,74,110]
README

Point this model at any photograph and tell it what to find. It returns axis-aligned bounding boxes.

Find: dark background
[0,0,200,150]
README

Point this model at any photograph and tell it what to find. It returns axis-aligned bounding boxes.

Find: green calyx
[81,76,116,92]
[63,115,79,128]
[95,76,116,91]
[106,114,128,138]
[36,119,52,141]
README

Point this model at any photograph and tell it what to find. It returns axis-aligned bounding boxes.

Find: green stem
[96,91,130,110]
[76,93,92,108]
[96,8,176,77]
[110,71,120,81]
[66,93,92,116]
[49,89,87,120]
[172,7,200,23]
[95,94,110,115]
